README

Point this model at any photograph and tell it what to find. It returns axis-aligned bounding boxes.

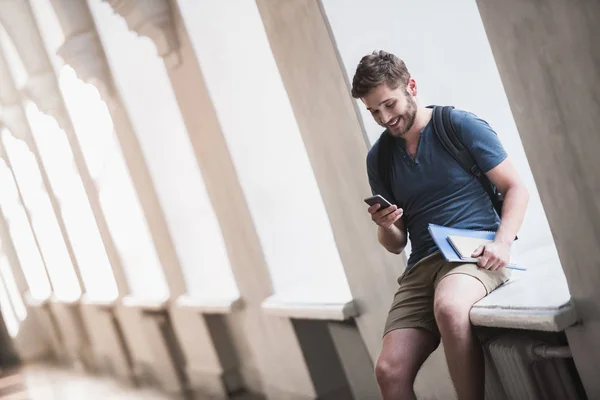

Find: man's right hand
[368,204,403,230]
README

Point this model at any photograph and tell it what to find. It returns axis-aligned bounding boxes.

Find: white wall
[321,0,556,257]
[177,0,351,304]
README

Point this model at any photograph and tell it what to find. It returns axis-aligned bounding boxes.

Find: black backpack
[377,105,504,216]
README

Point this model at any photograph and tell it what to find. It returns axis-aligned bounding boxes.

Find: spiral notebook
[428,223,525,271]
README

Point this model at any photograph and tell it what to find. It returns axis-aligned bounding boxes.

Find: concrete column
[254,0,403,359]
[81,1,185,301]
[1,0,130,296]
[475,1,600,397]
[96,1,317,397]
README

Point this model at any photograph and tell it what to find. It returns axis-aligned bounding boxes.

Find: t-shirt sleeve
[366,143,396,203]
[453,110,508,173]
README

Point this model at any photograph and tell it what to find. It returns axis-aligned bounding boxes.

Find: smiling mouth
[387,116,401,129]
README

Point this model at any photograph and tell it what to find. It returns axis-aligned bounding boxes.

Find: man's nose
[381,110,393,125]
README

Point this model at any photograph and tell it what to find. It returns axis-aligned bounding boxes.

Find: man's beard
[389,92,417,137]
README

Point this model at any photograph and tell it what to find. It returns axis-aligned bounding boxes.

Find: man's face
[362,81,417,137]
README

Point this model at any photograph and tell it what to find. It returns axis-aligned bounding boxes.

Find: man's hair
[351,50,411,99]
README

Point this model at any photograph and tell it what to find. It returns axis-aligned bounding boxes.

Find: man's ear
[407,78,417,96]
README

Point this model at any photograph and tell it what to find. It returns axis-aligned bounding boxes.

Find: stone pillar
[102,0,320,397]
[74,0,188,300]
[0,0,130,296]
[475,1,600,397]
[47,0,235,391]
[254,0,403,359]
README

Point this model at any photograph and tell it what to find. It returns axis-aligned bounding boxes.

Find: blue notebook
[428,223,525,271]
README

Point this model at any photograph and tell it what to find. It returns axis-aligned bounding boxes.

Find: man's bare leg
[375,328,439,399]
[434,274,488,400]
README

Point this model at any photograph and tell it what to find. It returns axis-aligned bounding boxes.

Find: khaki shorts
[384,251,510,339]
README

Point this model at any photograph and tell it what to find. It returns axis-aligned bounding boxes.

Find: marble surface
[261,294,357,321]
[259,245,576,329]
[471,245,577,331]
[174,294,243,314]
[120,296,169,311]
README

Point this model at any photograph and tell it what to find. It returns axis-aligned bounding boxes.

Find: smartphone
[364,194,394,210]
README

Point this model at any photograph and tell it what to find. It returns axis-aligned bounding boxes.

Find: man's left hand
[471,241,511,270]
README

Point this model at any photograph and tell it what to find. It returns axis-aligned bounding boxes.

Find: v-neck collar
[395,121,432,165]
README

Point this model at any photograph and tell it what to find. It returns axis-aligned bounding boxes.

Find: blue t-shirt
[366,109,507,270]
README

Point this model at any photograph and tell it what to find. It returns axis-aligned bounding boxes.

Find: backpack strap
[431,106,505,216]
[377,130,398,205]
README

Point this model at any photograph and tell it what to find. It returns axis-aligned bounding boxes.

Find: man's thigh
[435,262,511,296]
[384,253,447,338]
[434,273,488,316]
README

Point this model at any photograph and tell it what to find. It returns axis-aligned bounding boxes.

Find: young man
[353,50,529,400]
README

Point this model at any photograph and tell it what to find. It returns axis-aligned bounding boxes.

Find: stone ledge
[175,294,243,314]
[48,294,82,305]
[23,292,51,307]
[471,301,577,332]
[471,245,577,332]
[261,295,357,321]
[121,295,169,311]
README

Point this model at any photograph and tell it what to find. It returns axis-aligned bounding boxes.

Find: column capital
[103,0,181,68]
[23,72,70,132]
[57,31,117,103]
[0,105,31,142]
[49,0,117,106]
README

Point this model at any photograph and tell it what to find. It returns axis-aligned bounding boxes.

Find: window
[2,132,80,301]
[25,101,118,301]
[58,67,169,300]
[0,158,51,300]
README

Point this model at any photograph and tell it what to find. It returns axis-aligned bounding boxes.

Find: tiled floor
[0,364,175,400]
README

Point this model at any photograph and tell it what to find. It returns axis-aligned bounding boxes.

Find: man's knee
[434,275,487,333]
[374,354,414,389]
[433,296,472,333]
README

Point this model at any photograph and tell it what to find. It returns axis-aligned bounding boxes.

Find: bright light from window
[25,101,118,301]
[0,156,51,300]
[58,67,169,301]
[1,131,81,301]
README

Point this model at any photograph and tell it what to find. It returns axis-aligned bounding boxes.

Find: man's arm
[365,144,408,254]
[473,157,529,269]
[376,209,408,254]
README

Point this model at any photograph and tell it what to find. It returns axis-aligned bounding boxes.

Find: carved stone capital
[57,31,117,103]
[104,0,181,68]
[0,105,31,141]
[49,0,117,103]
[23,72,70,132]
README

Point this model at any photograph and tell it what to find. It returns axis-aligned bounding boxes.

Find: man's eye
[386,102,396,108]
[370,110,379,115]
